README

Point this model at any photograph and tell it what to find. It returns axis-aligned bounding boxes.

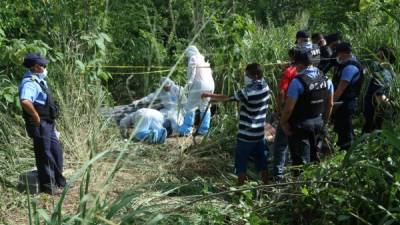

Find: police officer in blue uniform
[281,49,334,175]
[19,53,65,195]
[332,43,364,150]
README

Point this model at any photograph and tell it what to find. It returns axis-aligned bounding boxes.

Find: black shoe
[56,177,66,188]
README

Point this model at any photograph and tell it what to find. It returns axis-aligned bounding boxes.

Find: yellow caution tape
[108,70,172,75]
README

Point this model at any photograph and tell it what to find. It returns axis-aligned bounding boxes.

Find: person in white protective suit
[119,108,167,144]
[132,77,186,134]
[178,45,215,136]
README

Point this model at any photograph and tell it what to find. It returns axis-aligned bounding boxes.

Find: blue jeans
[26,121,66,191]
[235,139,268,174]
[272,124,288,178]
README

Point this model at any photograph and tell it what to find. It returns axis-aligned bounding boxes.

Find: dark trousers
[26,121,65,191]
[234,139,268,174]
[363,112,383,133]
[288,118,323,175]
[333,100,357,150]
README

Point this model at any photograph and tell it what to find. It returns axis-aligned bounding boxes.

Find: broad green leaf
[36,209,51,223]
[95,38,106,50]
[4,94,14,103]
[301,186,309,196]
[75,60,85,71]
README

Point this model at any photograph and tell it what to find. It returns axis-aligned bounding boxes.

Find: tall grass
[1,4,400,225]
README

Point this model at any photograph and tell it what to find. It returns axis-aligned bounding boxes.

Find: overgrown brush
[1,1,400,225]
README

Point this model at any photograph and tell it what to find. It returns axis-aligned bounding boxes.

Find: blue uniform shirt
[340,56,361,85]
[287,66,334,100]
[19,71,48,105]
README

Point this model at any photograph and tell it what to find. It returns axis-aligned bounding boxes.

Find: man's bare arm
[202,92,231,102]
[333,80,349,102]
[21,100,40,126]
[280,97,297,136]
[280,97,296,124]
[324,94,334,123]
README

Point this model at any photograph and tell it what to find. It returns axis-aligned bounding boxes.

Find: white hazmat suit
[134,77,186,133]
[178,45,215,135]
[119,108,167,144]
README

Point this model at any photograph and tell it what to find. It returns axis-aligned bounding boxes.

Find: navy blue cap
[23,53,49,68]
[336,42,352,53]
[296,30,310,39]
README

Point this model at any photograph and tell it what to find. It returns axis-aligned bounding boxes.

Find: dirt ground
[1,124,276,224]
[0,135,201,224]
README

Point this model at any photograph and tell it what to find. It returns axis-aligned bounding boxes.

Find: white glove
[131,100,141,106]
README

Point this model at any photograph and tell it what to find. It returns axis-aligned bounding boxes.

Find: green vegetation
[0,0,400,224]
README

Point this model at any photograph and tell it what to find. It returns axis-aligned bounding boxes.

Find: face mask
[244,75,253,86]
[37,68,48,79]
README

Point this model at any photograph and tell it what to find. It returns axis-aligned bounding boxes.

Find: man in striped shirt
[202,63,271,185]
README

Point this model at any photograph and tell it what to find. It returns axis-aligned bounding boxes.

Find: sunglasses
[39,64,47,68]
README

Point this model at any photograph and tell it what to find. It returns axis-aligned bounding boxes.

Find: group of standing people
[18,30,396,194]
[273,30,396,181]
[205,30,396,184]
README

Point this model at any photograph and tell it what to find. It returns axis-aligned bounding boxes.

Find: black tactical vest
[310,44,321,67]
[333,60,364,101]
[22,78,60,123]
[290,70,328,126]
[295,44,321,67]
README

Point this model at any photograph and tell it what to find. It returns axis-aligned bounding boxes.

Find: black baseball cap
[23,53,49,68]
[336,42,352,54]
[296,30,310,39]
[293,48,312,65]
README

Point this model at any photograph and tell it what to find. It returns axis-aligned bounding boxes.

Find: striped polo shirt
[232,79,271,142]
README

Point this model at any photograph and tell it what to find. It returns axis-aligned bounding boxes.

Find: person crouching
[119,108,167,144]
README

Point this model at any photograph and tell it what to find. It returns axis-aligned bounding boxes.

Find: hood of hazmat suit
[185,45,214,87]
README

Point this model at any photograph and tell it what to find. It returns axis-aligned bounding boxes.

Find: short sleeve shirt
[19,71,48,105]
[340,65,360,84]
[231,79,271,142]
[287,67,334,100]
